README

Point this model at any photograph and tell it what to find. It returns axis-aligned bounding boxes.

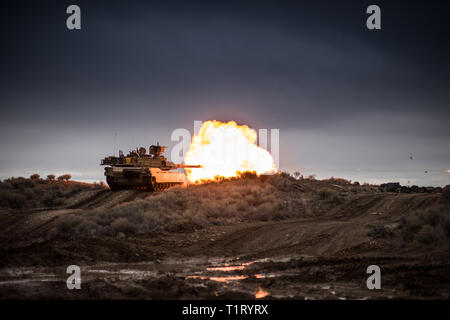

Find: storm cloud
[0,0,449,185]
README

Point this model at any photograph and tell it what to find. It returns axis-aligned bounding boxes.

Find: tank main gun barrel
[175,164,202,169]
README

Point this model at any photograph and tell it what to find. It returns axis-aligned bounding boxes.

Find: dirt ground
[0,182,449,300]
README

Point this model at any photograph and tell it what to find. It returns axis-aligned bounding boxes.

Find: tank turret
[101,144,200,191]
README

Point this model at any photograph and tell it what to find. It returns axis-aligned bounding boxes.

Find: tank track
[153,182,183,192]
[106,176,181,192]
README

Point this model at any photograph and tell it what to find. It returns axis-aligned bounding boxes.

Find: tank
[101,144,200,191]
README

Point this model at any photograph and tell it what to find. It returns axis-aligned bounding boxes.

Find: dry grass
[0,177,105,209]
[368,206,450,246]
[318,188,343,203]
[54,174,306,237]
[443,186,450,205]
[321,177,352,185]
[367,224,394,239]
[397,207,450,245]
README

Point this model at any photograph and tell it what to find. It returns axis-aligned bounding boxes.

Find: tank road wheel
[151,177,157,192]
[106,176,121,191]
[143,176,155,191]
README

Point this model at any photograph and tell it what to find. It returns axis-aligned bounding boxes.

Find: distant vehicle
[101,144,200,191]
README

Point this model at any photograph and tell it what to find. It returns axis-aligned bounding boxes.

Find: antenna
[114,132,117,156]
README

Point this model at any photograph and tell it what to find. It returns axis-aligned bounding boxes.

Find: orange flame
[184,120,277,182]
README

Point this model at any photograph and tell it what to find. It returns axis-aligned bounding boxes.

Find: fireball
[184,120,277,182]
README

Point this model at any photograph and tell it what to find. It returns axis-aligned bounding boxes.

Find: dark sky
[1,0,449,186]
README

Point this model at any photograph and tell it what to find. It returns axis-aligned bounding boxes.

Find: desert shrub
[267,174,294,192]
[111,217,138,235]
[322,177,351,185]
[254,197,285,221]
[57,174,72,181]
[41,193,66,207]
[75,219,101,237]
[52,176,306,238]
[280,171,295,180]
[166,218,200,233]
[47,174,55,181]
[64,184,85,198]
[237,171,258,179]
[93,181,107,188]
[318,188,342,203]
[415,225,435,244]
[0,191,27,209]
[443,185,450,205]
[9,177,35,189]
[0,182,13,190]
[367,224,394,239]
[398,207,450,245]
[30,174,40,180]
[57,215,82,233]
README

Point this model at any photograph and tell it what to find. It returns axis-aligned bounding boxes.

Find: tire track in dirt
[68,190,110,209]
[322,193,440,221]
[68,190,153,210]
[0,209,73,243]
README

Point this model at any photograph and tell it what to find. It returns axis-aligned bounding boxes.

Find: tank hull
[101,144,198,192]
[104,166,185,191]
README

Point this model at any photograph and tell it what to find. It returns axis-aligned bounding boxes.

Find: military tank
[101,144,200,191]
